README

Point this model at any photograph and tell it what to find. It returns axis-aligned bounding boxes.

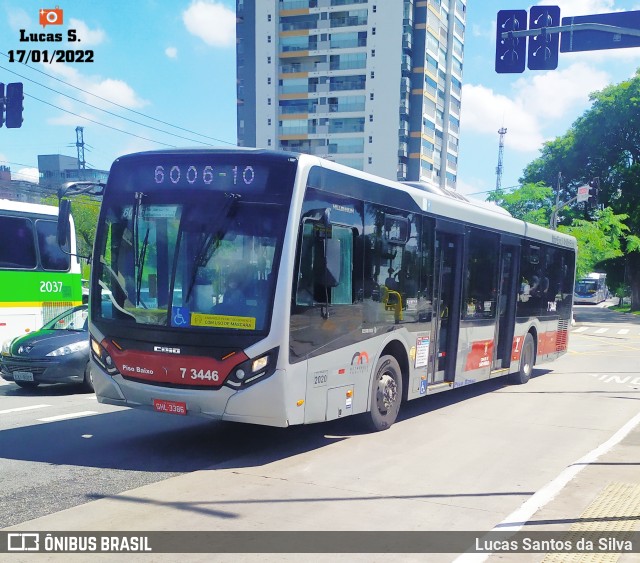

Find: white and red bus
[62,149,576,430]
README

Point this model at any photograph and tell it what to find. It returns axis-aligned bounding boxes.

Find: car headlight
[46,340,90,357]
[1,338,14,356]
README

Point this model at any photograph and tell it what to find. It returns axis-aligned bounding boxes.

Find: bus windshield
[575,280,598,295]
[93,153,296,332]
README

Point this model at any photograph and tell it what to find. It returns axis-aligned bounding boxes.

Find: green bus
[0,199,82,345]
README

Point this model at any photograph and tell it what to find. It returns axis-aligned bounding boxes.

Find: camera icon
[39,6,64,27]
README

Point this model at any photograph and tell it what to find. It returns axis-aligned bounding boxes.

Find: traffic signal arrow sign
[495,9,528,73]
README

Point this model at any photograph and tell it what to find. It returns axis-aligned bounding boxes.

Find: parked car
[0,305,92,391]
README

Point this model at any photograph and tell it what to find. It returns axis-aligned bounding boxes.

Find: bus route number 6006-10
[179,368,220,382]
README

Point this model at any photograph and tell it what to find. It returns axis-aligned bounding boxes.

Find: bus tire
[368,355,402,431]
[15,380,39,389]
[510,333,535,385]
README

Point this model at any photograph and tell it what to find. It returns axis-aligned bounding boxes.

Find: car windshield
[43,306,88,331]
[94,194,287,332]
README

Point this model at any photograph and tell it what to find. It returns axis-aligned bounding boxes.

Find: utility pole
[495,127,507,192]
[75,126,86,181]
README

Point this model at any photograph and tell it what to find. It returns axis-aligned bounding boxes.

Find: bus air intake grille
[556,319,569,352]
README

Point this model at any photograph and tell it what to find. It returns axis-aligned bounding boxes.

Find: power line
[0,52,236,146]
[25,93,179,148]
[0,64,228,147]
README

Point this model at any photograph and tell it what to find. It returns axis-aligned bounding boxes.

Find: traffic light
[0,82,4,128]
[528,6,561,70]
[6,82,24,129]
[495,10,528,73]
[588,177,600,208]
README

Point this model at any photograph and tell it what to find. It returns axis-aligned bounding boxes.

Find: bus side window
[295,222,352,306]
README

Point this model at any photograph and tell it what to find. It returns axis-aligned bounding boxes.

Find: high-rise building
[236,0,465,189]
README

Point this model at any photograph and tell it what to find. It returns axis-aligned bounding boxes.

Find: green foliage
[486,181,553,226]
[558,208,628,278]
[43,194,100,258]
[519,69,640,310]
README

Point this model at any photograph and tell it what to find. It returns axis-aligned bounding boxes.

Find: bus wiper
[132,191,148,308]
[136,227,150,308]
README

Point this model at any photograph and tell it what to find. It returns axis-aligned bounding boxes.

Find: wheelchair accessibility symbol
[172,306,190,327]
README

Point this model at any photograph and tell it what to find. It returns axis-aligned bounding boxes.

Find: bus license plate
[153,398,187,416]
[13,371,34,382]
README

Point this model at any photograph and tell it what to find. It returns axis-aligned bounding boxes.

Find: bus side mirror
[324,237,341,287]
[57,199,71,252]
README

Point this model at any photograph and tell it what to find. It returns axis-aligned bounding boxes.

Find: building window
[373,5,377,13]
[370,71,375,79]
[268,98,272,105]
[368,157,373,164]
[370,93,374,100]
[267,77,272,84]
[369,114,373,122]
[268,14,271,22]
[372,27,376,35]
[369,136,372,143]
[268,118,272,125]
[267,56,271,64]
[371,49,375,57]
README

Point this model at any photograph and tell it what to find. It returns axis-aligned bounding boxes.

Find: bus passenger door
[493,240,519,370]
[432,228,463,383]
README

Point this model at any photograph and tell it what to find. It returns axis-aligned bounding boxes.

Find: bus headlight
[90,337,120,376]
[225,347,278,389]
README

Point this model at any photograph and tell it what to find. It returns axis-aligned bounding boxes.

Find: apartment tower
[236,0,465,189]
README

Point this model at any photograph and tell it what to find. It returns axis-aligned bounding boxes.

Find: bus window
[462,228,499,319]
[37,220,71,271]
[296,222,352,306]
[0,216,37,269]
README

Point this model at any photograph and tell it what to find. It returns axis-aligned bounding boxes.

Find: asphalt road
[1,301,639,563]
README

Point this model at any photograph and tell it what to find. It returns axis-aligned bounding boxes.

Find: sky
[1,0,639,198]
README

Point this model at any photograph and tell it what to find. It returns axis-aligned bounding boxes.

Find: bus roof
[0,199,59,216]
[107,148,577,251]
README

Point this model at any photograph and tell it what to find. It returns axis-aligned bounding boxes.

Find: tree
[486,181,554,226]
[520,70,640,310]
[43,194,100,277]
[557,208,633,279]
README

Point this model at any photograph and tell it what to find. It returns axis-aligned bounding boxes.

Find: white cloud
[460,84,544,152]
[45,64,148,110]
[6,6,30,31]
[540,0,616,17]
[14,168,40,183]
[183,0,235,47]
[68,18,106,46]
[461,62,611,153]
[165,46,178,59]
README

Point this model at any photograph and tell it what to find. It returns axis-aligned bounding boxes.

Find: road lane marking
[37,411,98,422]
[572,327,588,333]
[594,328,609,334]
[617,329,630,335]
[454,410,640,562]
[0,404,51,415]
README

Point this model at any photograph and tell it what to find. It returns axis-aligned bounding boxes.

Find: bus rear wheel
[368,355,402,431]
[510,333,535,384]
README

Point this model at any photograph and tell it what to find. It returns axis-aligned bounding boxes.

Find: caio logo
[39,6,63,27]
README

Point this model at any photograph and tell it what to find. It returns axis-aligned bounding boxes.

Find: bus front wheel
[368,355,402,431]
[511,333,535,385]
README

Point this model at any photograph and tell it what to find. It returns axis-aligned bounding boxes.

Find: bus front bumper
[92,361,291,427]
